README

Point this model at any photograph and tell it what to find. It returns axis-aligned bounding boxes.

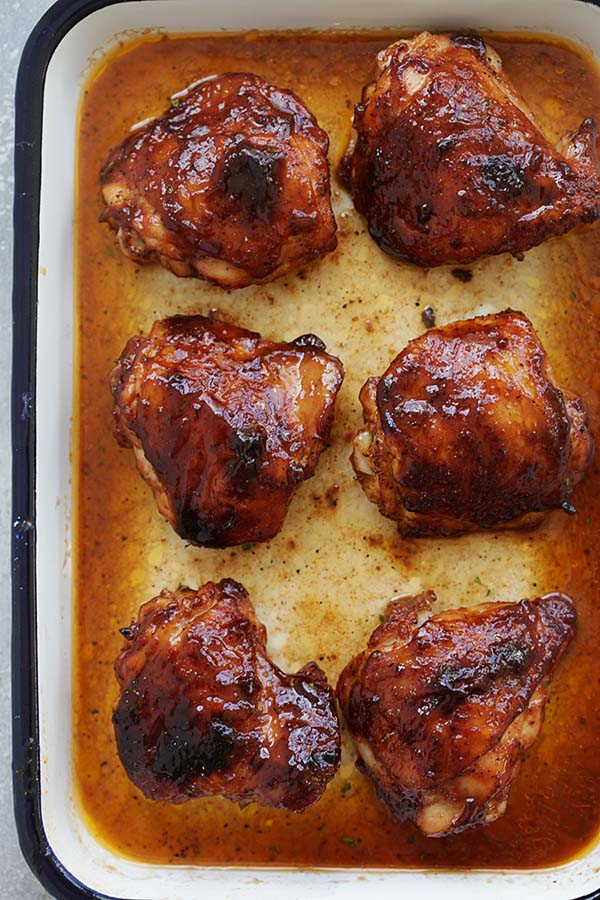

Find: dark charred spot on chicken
[220,144,284,217]
[435,640,534,701]
[153,719,238,783]
[482,156,527,198]
[177,505,236,547]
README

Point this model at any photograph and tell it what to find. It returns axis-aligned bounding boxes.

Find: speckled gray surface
[3,1,65,898]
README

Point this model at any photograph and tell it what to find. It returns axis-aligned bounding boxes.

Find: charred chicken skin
[341,32,600,267]
[110,315,344,548]
[352,310,593,536]
[100,73,337,288]
[337,591,576,837]
[114,579,341,810]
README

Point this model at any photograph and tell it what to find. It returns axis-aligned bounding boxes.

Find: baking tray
[11,0,600,898]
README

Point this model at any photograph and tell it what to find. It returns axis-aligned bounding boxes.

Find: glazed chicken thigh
[100,73,337,287]
[342,32,600,267]
[337,591,576,836]
[352,310,593,536]
[114,579,341,810]
[111,315,343,547]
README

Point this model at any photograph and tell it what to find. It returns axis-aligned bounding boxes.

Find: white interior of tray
[35,0,600,897]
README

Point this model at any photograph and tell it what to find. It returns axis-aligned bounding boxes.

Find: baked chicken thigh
[341,32,600,267]
[337,591,576,837]
[114,579,340,809]
[111,315,343,547]
[352,310,593,536]
[100,73,337,287]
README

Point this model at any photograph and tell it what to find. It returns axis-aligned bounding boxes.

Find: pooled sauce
[74,30,600,868]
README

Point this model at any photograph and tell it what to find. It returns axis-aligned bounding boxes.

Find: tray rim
[11,1,600,898]
[13,3,142,899]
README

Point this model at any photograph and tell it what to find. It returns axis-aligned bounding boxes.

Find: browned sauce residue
[74,30,600,868]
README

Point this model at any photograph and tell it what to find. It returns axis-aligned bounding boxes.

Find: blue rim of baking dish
[11,1,600,898]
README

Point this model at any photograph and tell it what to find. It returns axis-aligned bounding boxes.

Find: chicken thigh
[337,591,576,837]
[341,32,600,267]
[114,579,341,810]
[352,310,593,536]
[111,315,343,548]
[100,73,337,287]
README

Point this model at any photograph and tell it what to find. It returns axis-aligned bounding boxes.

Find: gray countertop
[2,1,61,897]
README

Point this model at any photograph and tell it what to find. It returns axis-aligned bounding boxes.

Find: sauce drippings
[74,30,600,868]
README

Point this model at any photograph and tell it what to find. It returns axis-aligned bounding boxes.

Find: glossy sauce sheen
[342,32,600,267]
[100,72,337,286]
[337,591,576,836]
[75,31,600,868]
[355,310,593,535]
[110,316,343,546]
[113,580,340,808]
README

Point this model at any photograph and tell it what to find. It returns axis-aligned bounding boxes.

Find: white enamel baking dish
[11,0,600,897]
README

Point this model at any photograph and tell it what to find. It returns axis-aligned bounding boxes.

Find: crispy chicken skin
[114,579,341,810]
[337,591,576,837]
[110,315,344,548]
[341,32,600,267]
[352,310,593,536]
[100,73,337,288]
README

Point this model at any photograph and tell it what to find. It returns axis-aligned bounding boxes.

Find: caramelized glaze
[113,579,340,809]
[337,591,576,836]
[341,32,600,267]
[352,310,593,535]
[100,72,337,287]
[110,315,343,547]
[75,30,600,868]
